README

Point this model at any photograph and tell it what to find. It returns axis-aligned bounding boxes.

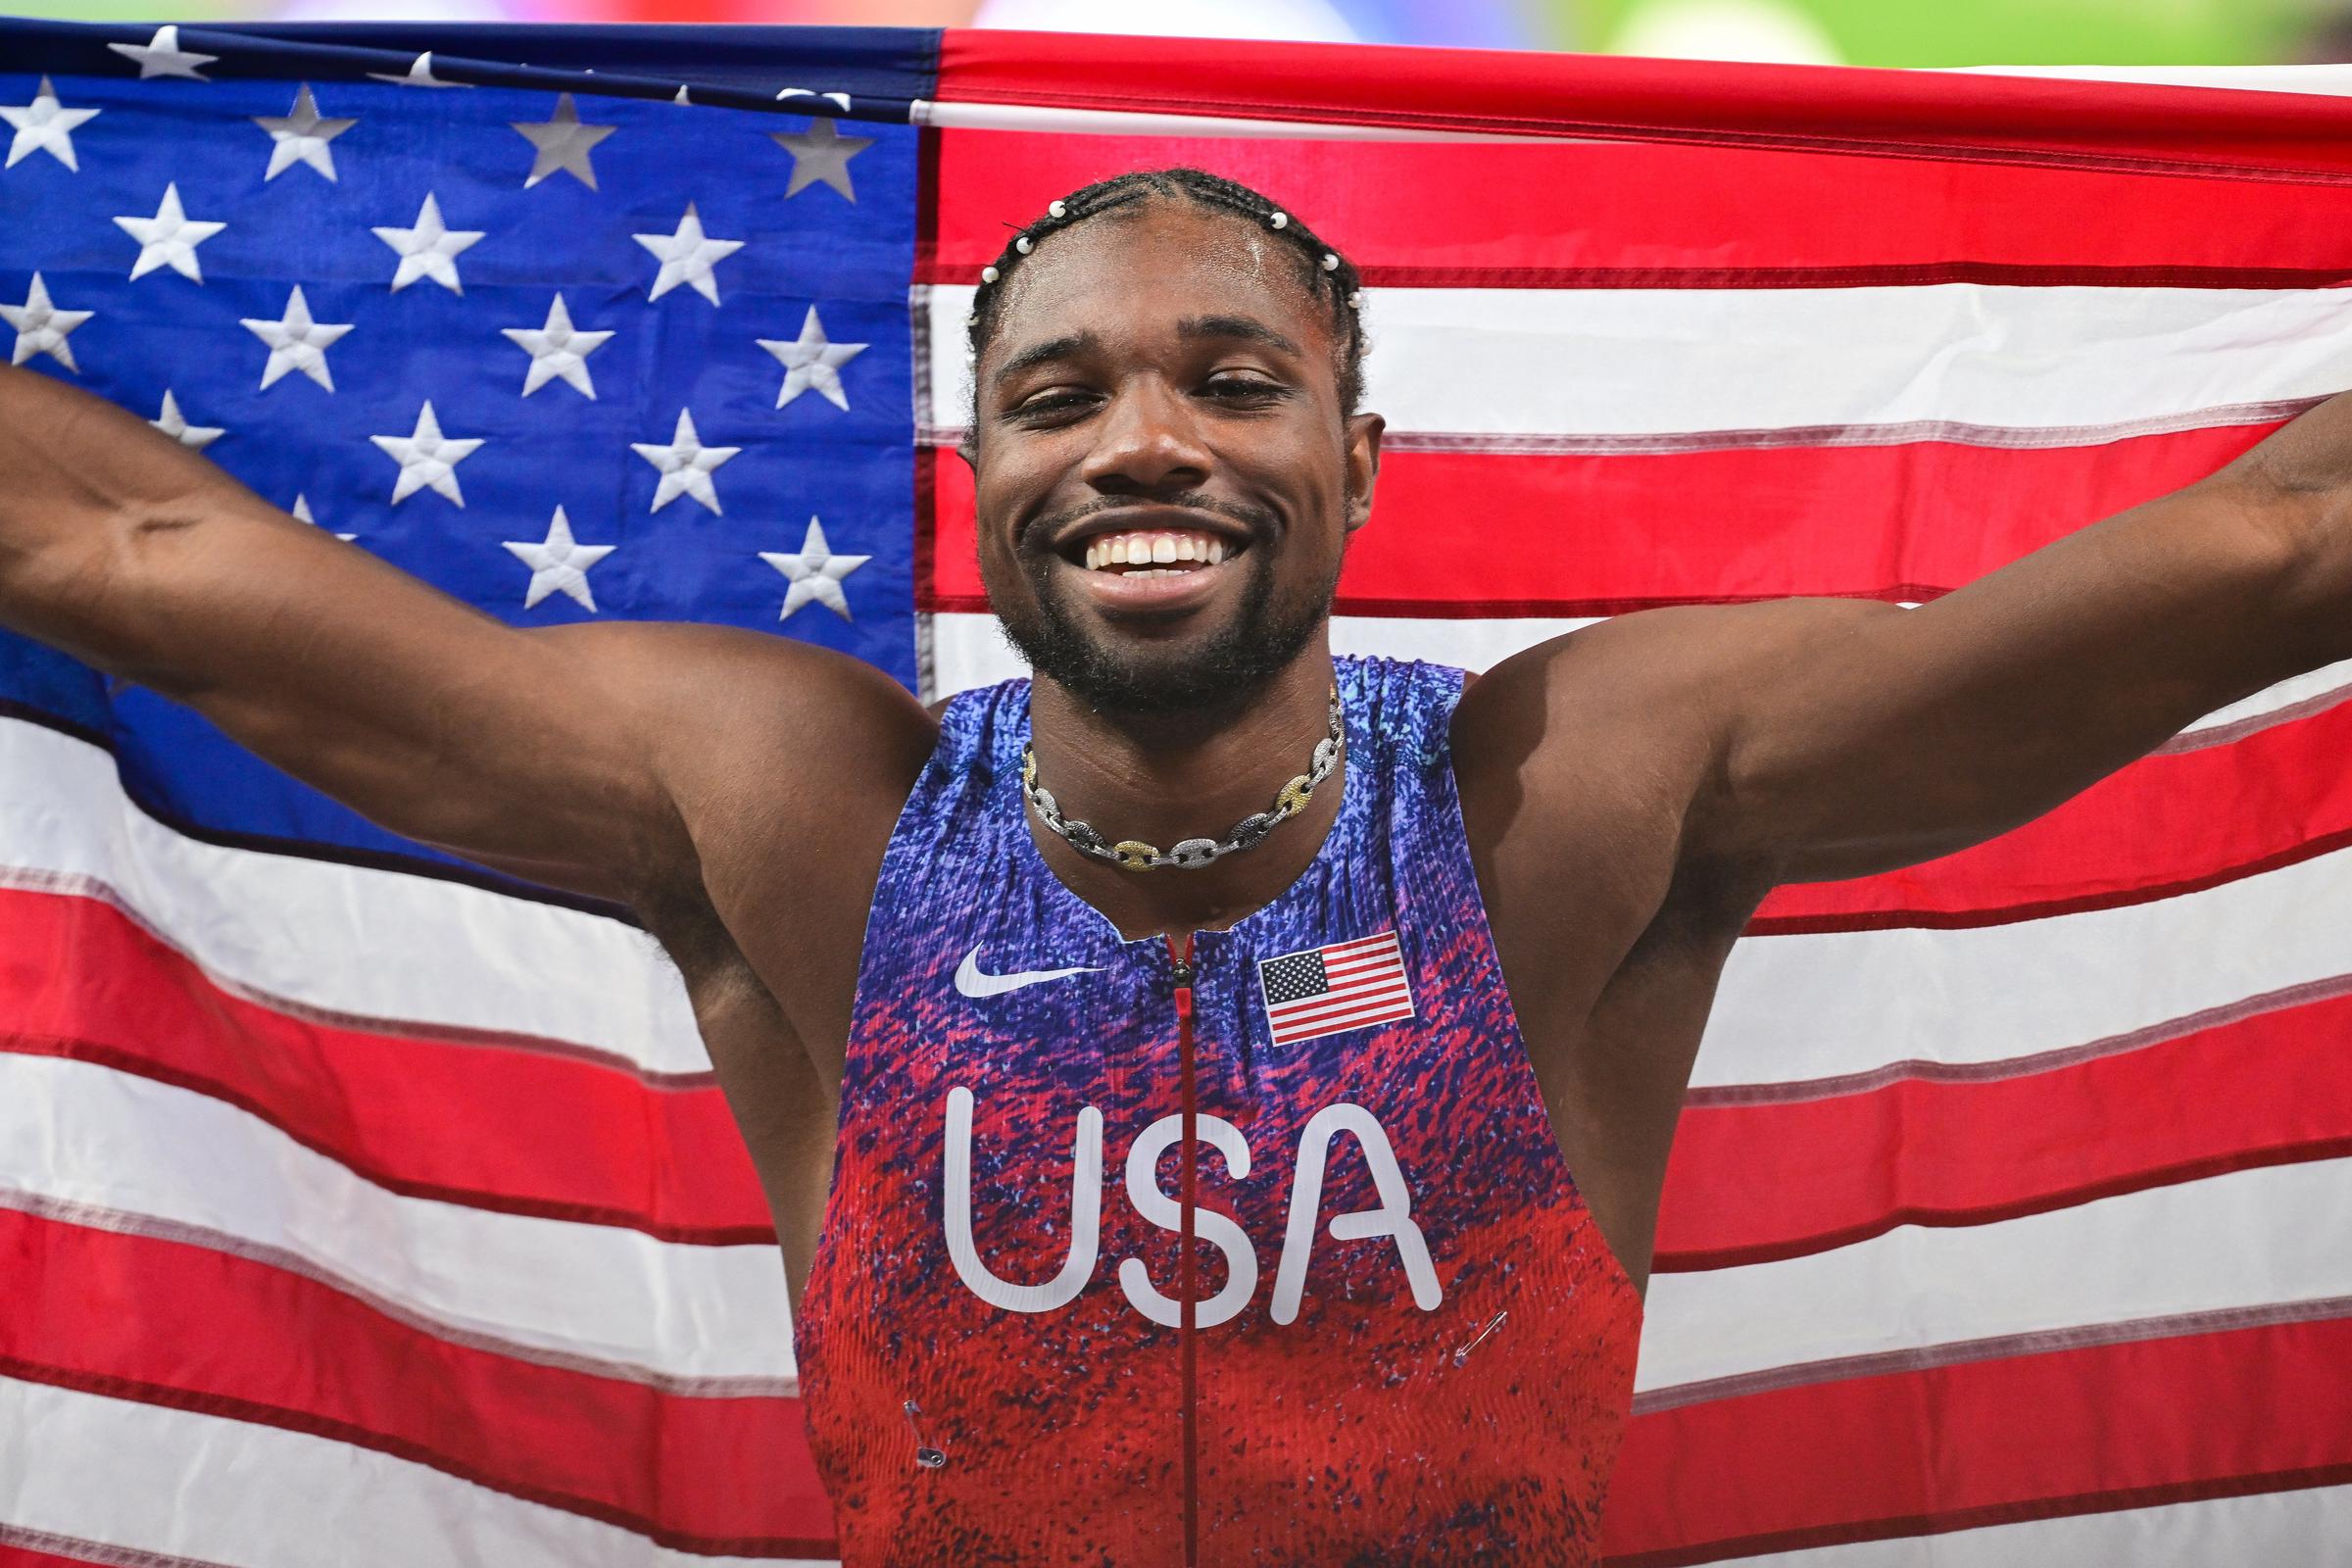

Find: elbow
[2236,476,2352,669]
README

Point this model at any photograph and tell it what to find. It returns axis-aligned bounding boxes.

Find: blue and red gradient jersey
[797,655,1643,1565]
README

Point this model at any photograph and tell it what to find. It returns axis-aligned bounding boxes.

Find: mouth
[1047,514,1255,614]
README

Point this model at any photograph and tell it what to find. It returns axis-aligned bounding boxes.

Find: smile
[1078,527,1236,575]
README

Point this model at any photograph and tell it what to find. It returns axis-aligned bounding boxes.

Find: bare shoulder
[1450,599,1901,817]
[542,620,935,906]
[550,620,938,1048]
[1448,601,1884,930]
[538,619,936,794]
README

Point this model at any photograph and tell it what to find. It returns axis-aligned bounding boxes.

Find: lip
[1067,552,1236,615]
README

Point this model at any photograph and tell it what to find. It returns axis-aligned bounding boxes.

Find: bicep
[1703,481,2307,884]
[106,509,698,899]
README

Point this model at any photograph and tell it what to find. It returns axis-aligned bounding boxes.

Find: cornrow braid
[964,167,1367,421]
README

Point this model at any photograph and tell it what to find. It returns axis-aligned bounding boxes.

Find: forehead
[984,202,1332,368]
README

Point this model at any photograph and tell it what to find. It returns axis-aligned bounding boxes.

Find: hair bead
[980,265,1000,283]
[1268,211,1289,229]
[1014,234,1033,254]
[1048,199,1067,218]
[1321,252,1339,270]
[1348,290,1362,309]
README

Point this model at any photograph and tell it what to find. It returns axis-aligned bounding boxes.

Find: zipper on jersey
[1164,933,1200,1568]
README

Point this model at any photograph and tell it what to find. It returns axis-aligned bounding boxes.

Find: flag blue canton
[0,54,921,887]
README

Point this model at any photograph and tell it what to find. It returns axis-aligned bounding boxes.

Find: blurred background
[9,0,2352,73]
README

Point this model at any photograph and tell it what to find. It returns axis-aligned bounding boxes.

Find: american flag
[4,17,2352,1568]
[1257,929,1415,1046]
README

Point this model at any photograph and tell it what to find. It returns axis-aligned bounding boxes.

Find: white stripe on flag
[0,1377,829,1568]
[1699,841,2352,1089]
[923,284,2352,444]
[928,612,2352,752]
[0,718,709,1079]
[0,1053,796,1389]
[1634,1156,2352,1398]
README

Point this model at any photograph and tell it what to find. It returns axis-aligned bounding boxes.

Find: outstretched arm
[0,364,926,905]
[1678,390,2352,885]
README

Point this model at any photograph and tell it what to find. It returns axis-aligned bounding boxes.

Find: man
[1,165,2344,1564]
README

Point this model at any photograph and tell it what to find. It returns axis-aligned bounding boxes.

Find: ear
[956,434,977,473]
[1342,412,1384,533]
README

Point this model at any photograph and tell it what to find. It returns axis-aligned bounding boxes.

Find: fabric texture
[800,655,1642,1564]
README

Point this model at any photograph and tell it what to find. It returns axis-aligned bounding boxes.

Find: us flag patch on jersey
[1257,930,1415,1046]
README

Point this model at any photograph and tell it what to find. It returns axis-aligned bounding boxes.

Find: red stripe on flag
[1599,1308,2352,1563]
[0,1543,123,1568]
[938,30,2352,184]
[1653,987,2352,1271]
[924,128,2352,286]
[0,1204,835,1555]
[0,888,773,1244]
[920,427,2280,618]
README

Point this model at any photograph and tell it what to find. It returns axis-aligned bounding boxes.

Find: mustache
[1024,492,1276,552]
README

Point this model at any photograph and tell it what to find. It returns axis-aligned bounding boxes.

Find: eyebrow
[1178,314,1302,357]
[989,330,1102,389]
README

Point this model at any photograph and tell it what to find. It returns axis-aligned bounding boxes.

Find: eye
[1202,372,1287,403]
[1006,389,1098,422]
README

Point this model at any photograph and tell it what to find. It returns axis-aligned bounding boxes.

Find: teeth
[1078,528,1240,571]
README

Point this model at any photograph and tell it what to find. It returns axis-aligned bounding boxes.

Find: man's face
[965,202,1383,715]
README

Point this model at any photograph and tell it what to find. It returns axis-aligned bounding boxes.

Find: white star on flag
[501,294,613,399]
[3,76,100,172]
[633,202,743,306]
[372,192,484,295]
[367,53,469,89]
[291,494,358,542]
[150,389,223,451]
[631,409,739,514]
[107,24,217,81]
[114,183,226,283]
[511,93,616,190]
[2,273,93,370]
[241,285,353,392]
[503,506,617,612]
[370,402,483,506]
[759,306,867,410]
[254,84,356,183]
[761,516,869,621]
[770,117,872,202]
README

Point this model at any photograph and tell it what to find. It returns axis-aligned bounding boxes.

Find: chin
[1001,591,1332,718]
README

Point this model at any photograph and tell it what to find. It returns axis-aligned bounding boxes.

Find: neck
[1026,643,1346,942]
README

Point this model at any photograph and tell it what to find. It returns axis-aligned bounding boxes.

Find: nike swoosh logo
[955,947,1104,999]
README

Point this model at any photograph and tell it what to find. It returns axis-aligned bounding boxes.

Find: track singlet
[797,656,1642,1566]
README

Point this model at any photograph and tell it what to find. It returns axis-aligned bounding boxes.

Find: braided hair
[964,167,1367,422]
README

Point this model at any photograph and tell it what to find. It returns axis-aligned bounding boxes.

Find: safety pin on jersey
[1452,1309,1508,1367]
[903,1399,947,1469]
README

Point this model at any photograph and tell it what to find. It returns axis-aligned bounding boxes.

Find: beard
[987,505,1342,717]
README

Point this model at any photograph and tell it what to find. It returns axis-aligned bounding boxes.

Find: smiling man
[4,164,2352,1565]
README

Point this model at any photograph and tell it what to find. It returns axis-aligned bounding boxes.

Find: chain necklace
[1022,686,1344,871]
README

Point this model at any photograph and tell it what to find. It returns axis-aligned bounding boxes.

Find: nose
[1078,376,1212,498]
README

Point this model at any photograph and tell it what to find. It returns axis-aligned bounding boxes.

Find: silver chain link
[1022,686,1344,871]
